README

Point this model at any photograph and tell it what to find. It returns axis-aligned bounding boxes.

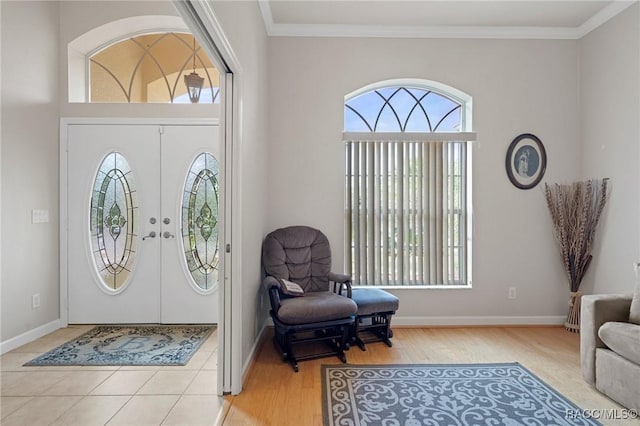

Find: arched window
[89,32,219,104]
[344,80,474,287]
[345,86,461,132]
[67,16,219,104]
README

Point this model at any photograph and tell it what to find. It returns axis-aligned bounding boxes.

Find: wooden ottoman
[351,288,399,350]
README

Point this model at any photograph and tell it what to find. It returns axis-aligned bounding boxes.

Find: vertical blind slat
[389,144,398,285]
[345,142,352,278]
[397,143,405,284]
[367,143,375,283]
[428,143,437,284]
[437,141,444,284]
[421,143,429,282]
[381,142,388,285]
[374,142,382,285]
[345,139,466,286]
[353,143,361,283]
[460,143,467,283]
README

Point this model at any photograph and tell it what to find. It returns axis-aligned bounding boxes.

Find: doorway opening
[61,9,236,396]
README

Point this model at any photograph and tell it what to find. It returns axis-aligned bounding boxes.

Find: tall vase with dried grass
[544,179,609,333]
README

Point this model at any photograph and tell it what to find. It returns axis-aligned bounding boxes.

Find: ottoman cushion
[352,288,399,316]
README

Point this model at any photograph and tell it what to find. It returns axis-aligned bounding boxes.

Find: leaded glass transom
[182,152,219,291]
[90,152,138,291]
[344,87,462,132]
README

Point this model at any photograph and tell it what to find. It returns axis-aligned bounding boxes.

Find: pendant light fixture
[184,36,204,103]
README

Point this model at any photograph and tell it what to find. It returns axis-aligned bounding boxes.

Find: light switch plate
[32,209,49,224]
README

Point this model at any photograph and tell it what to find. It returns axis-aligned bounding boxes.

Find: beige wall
[267,36,581,322]
[1,1,61,341]
[578,3,640,295]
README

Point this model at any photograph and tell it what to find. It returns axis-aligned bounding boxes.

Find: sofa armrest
[580,294,632,384]
[329,272,352,298]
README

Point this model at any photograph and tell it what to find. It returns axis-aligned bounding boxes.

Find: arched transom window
[345,86,462,132]
[89,32,219,104]
[343,82,474,288]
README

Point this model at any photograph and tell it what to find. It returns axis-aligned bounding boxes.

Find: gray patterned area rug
[322,363,601,426]
[24,325,214,366]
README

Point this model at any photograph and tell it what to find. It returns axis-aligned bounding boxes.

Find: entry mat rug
[322,363,602,426]
[24,325,214,366]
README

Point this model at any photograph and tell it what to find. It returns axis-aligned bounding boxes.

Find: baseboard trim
[392,315,565,327]
[0,319,62,355]
[241,323,269,389]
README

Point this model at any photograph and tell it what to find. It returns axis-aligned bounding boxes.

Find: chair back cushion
[262,226,331,293]
[630,279,640,324]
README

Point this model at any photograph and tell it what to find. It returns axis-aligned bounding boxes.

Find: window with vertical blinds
[344,84,474,287]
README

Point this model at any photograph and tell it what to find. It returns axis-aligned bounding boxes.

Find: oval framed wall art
[505,133,547,190]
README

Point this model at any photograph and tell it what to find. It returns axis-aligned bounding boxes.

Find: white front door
[160,125,220,323]
[67,124,219,324]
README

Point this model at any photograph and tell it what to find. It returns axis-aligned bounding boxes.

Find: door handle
[163,231,175,239]
[142,231,157,240]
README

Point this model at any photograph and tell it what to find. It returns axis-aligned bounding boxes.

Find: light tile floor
[0,325,223,425]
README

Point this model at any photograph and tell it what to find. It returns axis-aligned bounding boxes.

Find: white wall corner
[257,0,274,36]
[577,0,638,38]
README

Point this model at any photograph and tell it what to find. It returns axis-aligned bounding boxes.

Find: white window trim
[68,16,189,103]
[343,132,476,142]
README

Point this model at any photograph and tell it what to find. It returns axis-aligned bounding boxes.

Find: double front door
[66,124,220,324]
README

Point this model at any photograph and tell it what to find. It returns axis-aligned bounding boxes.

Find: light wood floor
[221,327,639,426]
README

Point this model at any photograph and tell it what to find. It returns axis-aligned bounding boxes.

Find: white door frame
[173,0,244,396]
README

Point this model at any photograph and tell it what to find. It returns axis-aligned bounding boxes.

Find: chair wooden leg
[271,316,355,372]
[353,312,395,351]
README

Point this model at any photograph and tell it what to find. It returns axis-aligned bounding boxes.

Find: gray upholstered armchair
[262,226,357,372]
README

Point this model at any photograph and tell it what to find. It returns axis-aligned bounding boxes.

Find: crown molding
[576,0,637,38]
[259,0,637,40]
[264,23,579,39]
[257,0,275,35]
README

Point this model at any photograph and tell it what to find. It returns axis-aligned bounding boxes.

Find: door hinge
[225,244,231,253]
[158,126,164,135]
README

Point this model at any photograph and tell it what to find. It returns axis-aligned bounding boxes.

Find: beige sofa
[581,282,640,411]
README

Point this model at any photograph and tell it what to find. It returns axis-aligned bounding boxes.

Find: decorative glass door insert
[90,151,139,291]
[182,152,220,292]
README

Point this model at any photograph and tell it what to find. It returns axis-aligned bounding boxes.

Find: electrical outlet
[32,293,41,309]
[508,287,517,300]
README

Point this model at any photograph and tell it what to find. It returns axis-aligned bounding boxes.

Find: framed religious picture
[505,133,547,190]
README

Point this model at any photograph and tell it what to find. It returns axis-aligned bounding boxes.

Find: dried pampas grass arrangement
[544,178,609,332]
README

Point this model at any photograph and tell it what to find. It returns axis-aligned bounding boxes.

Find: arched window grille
[89,32,220,104]
[344,83,474,287]
[345,86,461,132]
